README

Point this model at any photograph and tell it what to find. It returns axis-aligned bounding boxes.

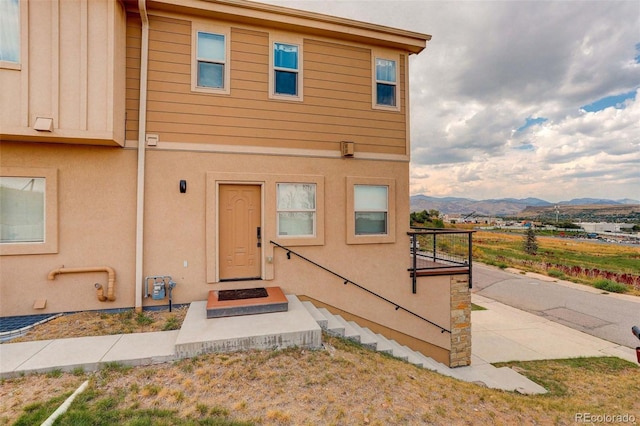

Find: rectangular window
[277,183,315,237]
[0,177,45,243]
[197,32,226,89]
[274,43,299,96]
[375,58,397,107]
[0,0,20,63]
[354,185,388,235]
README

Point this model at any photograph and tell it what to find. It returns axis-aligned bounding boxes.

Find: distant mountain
[616,198,640,205]
[410,195,639,217]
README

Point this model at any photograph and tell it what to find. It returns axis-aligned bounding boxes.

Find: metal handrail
[408,229,474,293]
[270,240,450,334]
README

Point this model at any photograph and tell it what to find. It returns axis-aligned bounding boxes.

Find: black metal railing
[270,240,450,334]
[408,228,474,293]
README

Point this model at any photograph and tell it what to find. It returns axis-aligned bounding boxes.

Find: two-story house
[0,0,471,367]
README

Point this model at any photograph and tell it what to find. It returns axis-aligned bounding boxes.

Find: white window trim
[269,33,303,102]
[0,167,58,255]
[371,50,401,112]
[346,176,396,244]
[276,182,317,238]
[191,23,230,95]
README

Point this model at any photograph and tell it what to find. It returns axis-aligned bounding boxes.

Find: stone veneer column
[449,275,471,367]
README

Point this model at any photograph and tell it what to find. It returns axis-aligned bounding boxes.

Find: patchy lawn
[2,333,639,425]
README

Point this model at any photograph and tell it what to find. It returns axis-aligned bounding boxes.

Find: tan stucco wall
[139,148,451,351]
[0,142,137,315]
[1,143,451,352]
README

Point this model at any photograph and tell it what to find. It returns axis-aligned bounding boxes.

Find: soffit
[134,0,430,54]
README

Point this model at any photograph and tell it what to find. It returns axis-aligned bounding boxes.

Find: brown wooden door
[219,184,261,280]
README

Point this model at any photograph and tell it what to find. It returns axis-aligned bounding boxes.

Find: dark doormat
[217,287,269,301]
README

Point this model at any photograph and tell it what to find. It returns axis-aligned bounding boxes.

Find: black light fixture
[179,180,187,193]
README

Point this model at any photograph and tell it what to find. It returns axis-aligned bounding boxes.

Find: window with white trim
[0,177,44,243]
[273,43,299,96]
[346,176,395,245]
[277,183,315,237]
[0,0,20,63]
[354,185,388,235]
[0,167,58,255]
[375,58,397,107]
[269,34,303,101]
[191,25,230,94]
[196,32,226,89]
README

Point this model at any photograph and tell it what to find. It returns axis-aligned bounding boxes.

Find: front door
[219,184,261,280]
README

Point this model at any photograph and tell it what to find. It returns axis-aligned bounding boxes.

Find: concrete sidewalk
[472,294,637,365]
[1,293,637,381]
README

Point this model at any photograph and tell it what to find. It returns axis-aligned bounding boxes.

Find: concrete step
[347,321,378,350]
[376,335,408,361]
[333,315,361,343]
[175,295,321,358]
[361,327,393,354]
[316,308,345,337]
[301,301,328,330]
[409,350,453,376]
[298,299,546,395]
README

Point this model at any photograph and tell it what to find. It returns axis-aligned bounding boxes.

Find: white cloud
[262,0,640,202]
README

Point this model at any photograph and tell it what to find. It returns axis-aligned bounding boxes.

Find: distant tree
[523,227,538,255]
[411,209,444,228]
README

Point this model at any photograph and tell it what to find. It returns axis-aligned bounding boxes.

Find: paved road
[472,264,640,349]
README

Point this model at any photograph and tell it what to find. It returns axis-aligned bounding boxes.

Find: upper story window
[192,25,230,94]
[270,34,303,101]
[274,43,299,96]
[375,58,397,108]
[0,0,20,64]
[277,183,316,237]
[197,32,225,88]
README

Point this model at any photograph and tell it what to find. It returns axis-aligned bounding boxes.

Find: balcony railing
[408,228,474,293]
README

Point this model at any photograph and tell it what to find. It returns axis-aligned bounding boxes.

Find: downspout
[135,0,150,313]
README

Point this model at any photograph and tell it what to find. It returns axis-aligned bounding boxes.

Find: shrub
[548,269,566,279]
[593,279,628,293]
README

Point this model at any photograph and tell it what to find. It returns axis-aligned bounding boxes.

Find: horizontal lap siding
[142,15,407,155]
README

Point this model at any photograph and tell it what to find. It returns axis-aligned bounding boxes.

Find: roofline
[136,0,430,54]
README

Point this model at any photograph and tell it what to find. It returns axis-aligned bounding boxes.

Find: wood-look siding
[125,13,141,141]
[129,14,408,155]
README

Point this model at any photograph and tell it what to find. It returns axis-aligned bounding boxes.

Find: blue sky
[263,0,640,202]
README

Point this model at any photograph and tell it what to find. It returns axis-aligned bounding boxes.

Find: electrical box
[152,281,166,300]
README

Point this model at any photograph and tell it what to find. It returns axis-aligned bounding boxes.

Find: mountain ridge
[410,195,640,216]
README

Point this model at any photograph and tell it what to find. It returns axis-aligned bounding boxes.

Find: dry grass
[7,306,188,343]
[2,309,639,425]
[2,323,640,425]
[2,339,639,425]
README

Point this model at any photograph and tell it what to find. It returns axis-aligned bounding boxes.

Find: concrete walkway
[1,293,637,388]
[472,294,637,365]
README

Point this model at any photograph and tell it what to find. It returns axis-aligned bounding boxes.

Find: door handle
[257,226,261,247]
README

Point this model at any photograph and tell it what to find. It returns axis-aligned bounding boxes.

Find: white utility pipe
[134,0,150,312]
[40,380,89,426]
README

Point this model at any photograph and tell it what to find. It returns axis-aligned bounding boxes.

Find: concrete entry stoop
[299,300,547,395]
[175,295,321,358]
